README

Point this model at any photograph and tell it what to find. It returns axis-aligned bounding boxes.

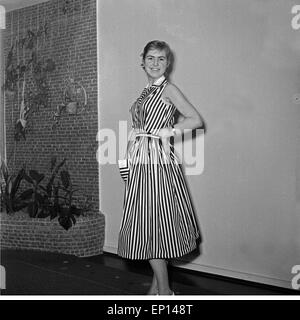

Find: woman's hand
[158,127,173,139]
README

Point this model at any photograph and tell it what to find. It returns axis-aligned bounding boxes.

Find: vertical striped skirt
[117,135,200,260]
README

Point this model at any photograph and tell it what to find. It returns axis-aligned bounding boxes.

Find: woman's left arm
[158,83,204,139]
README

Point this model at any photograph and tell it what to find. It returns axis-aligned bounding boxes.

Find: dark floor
[0,248,298,296]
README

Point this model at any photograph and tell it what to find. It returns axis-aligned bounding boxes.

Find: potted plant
[0,157,103,257]
[21,157,91,230]
[1,157,91,230]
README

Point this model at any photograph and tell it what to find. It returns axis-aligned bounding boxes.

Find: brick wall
[0,211,105,257]
[2,0,104,256]
[4,0,99,210]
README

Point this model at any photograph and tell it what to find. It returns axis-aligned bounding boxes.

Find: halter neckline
[147,75,166,88]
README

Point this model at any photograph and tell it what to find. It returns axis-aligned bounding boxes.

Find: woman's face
[143,49,169,82]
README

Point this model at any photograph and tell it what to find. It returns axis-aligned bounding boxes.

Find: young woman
[118,40,204,295]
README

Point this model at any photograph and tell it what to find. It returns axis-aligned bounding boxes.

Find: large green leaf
[70,205,82,217]
[47,158,66,195]
[58,215,72,231]
[35,192,44,204]
[13,202,28,212]
[29,170,44,184]
[7,180,12,194]
[39,185,47,192]
[23,173,33,184]
[50,208,58,220]
[27,202,38,218]
[11,168,25,196]
[36,209,50,218]
[0,160,9,182]
[19,189,33,200]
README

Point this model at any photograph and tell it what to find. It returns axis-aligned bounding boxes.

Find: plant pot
[0,210,105,257]
[66,102,78,114]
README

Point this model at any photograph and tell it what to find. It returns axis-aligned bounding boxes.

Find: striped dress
[117,76,200,260]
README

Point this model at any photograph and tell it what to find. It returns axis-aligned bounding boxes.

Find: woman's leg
[147,274,158,295]
[148,259,173,295]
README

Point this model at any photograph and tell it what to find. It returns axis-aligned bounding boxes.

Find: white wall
[98,0,300,289]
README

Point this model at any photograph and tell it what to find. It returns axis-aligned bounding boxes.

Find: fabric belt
[135,133,160,139]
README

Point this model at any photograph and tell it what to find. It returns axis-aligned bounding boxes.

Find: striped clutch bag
[118,159,131,182]
[118,128,135,183]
